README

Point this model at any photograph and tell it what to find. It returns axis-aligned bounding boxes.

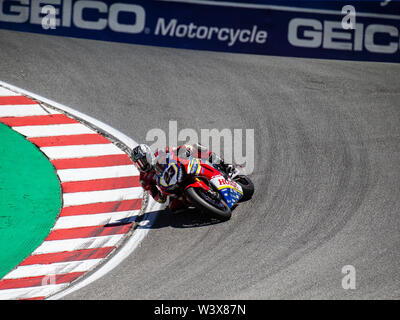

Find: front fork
[185,178,222,203]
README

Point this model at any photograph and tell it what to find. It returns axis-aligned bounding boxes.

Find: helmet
[131,144,154,172]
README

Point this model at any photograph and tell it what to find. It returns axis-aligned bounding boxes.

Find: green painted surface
[0,123,61,278]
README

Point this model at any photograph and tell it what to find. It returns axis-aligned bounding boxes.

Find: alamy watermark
[41,5,57,30]
[41,273,56,286]
[341,5,356,30]
[342,265,356,290]
[146,120,255,175]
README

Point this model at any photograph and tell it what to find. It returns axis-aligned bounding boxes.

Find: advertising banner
[0,0,399,62]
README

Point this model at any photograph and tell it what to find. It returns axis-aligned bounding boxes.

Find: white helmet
[131,144,155,172]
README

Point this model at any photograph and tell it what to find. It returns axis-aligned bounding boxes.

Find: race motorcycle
[155,152,254,221]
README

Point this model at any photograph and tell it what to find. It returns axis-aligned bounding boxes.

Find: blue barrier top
[165,0,400,13]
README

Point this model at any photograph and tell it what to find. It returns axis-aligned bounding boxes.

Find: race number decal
[159,163,180,189]
[163,165,176,185]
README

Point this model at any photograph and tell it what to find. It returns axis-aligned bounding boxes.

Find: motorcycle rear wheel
[185,187,232,221]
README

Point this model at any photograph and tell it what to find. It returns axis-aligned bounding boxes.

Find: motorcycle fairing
[210,176,243,208]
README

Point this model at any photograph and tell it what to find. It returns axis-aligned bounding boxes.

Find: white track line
[58,165,139,182]
[3,259,103,279]
[52,210,140,229]
[13,123,95,137]
[41,144,124,159]
[0,88,18,96]
[0,105,59,117]
[63,187,143,207]
[32,235,125,255]
[0,284,69,300]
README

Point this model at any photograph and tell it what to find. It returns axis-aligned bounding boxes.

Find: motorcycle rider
[131,143,233,212]
[130,144,165,204]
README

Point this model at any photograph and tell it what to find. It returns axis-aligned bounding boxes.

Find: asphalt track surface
[0,30,399,300]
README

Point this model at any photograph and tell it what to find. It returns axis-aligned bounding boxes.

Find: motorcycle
[155,151,254,221]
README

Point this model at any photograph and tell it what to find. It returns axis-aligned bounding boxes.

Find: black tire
[233,175,254,202]
[185,187,232,221]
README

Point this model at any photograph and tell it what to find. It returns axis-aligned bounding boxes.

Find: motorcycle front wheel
[185,187,232,221]
[233,175,254,202]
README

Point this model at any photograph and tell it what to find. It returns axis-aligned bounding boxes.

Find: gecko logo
[288,18,400,54]
[0,0,145,34]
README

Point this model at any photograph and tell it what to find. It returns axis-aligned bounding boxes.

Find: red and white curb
[0,82,160,300]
